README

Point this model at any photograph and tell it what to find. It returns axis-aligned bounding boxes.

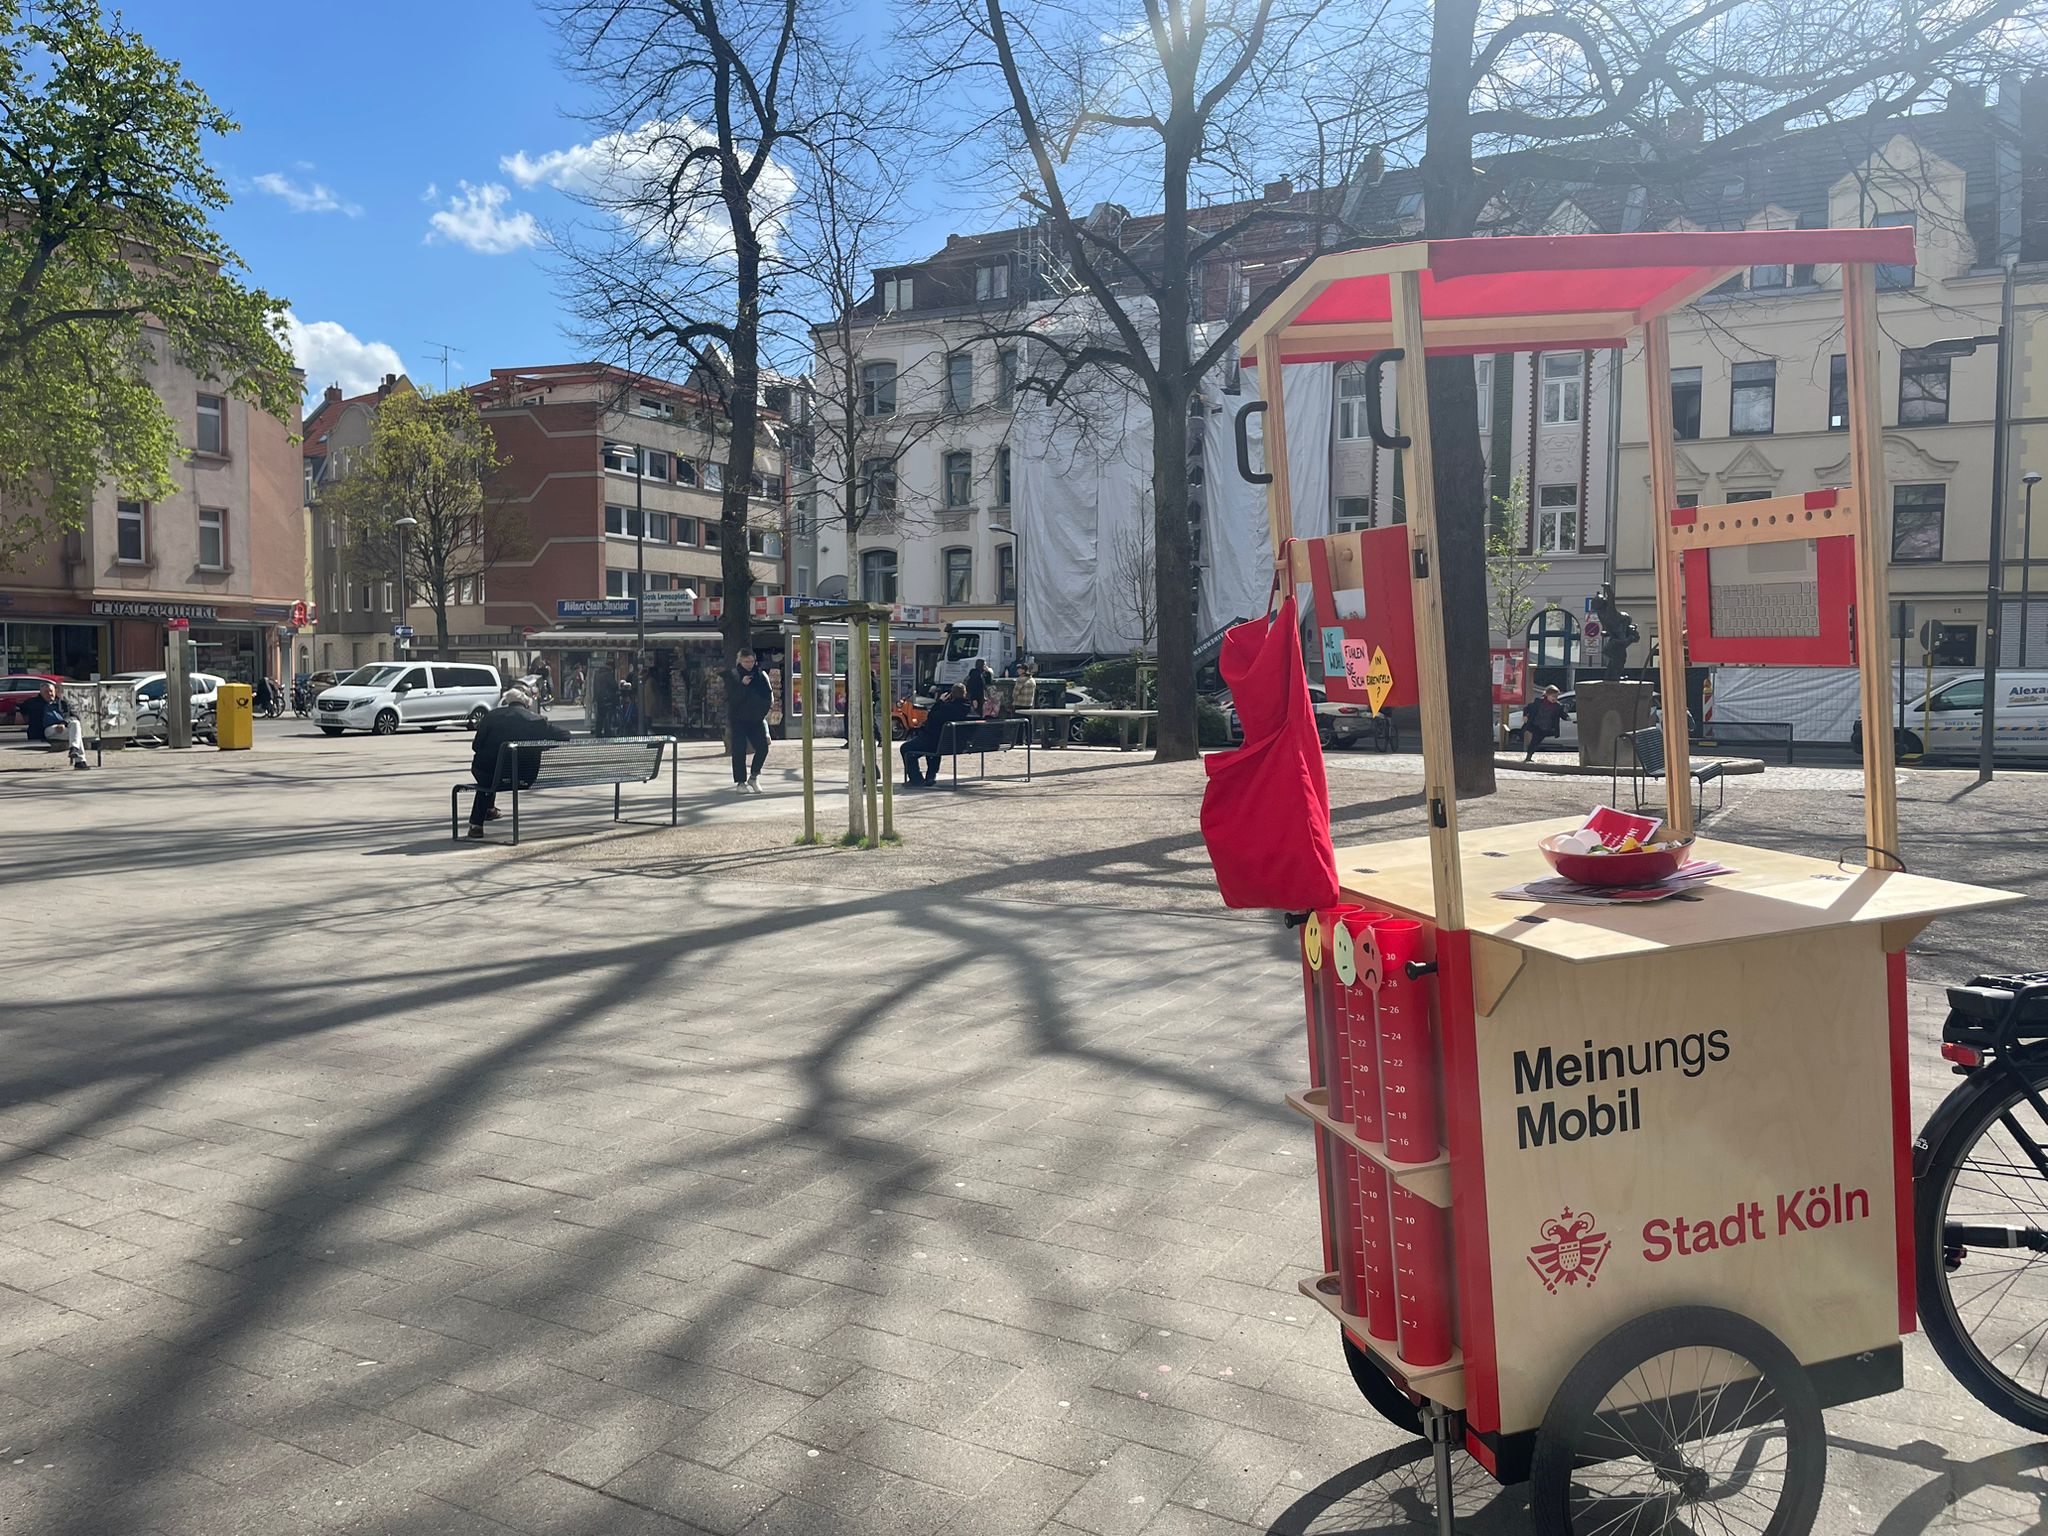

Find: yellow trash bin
[215,683,254,751]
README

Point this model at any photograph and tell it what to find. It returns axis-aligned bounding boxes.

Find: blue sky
[126,0,945,406]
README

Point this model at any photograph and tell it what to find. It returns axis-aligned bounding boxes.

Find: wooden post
[1386,270,1465,931]
[1258,335,1296,561]
[860,616,880,848]
[1642,316,1694,841]
[878,613,896,841]
[798,619,817,844]
[1843,263,1901,866]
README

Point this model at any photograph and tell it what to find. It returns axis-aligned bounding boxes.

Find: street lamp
[634,449,648,732]
[990,521,1021,663]
[2023,471,2042,667]
[1926,253,2017,781]
[393,515,418,656]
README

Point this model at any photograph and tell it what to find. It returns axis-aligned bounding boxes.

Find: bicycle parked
[1915,971,2048,1432]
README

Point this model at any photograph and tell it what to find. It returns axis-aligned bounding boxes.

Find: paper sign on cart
[1580,806,1664,849]
[1321,628,1346,677]
[1341,637,1374,691]
[1364,647,1394,716]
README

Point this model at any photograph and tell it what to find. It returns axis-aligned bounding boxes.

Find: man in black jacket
[725,648,774,793]
[901,684,973,787]
[467,686,571,838]
[20,682,88,769]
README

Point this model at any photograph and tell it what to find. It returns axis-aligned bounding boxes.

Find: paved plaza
[4,720,2048,1534]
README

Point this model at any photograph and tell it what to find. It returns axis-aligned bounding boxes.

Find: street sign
[1893,603,1915,641]
[290,600,309,627]
[1583,617,1602,640]
[393,625,414,639]
[167,617,190,631]
[1919,619,1939,651]
[1584,595,1599,614]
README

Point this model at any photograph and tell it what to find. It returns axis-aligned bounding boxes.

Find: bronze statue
[1591,581,1639,681]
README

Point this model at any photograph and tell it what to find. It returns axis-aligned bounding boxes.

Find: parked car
[1309,684,1376,748]
[312,661,505,736]
[1851,670,2048,761]
[112,671,228,738]
[1,673,65,727]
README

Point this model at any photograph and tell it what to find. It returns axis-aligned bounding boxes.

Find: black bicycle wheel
[1916,1061,2048,1433]
[1529,1306,1824,1536]
[1341,1332,1423,1437]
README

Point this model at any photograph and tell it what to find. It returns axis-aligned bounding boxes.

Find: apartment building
[1,335,305,685]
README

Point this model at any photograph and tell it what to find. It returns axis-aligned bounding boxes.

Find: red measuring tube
[1339,909,1392,1140]
[1391,1184,1454,1366]
[1356,1161,1400,1343]
[1298,918,1338,1274]
[1316,905,1361,1119]
[1333,1148,1367,1315]
[1370,918,1441,1163]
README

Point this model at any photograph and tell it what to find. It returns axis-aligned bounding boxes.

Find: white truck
[932,620,1016,688]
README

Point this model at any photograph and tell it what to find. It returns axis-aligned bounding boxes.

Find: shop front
[85,600,295,683]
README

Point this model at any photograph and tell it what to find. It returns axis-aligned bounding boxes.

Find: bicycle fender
[1914,1078,1983,1181]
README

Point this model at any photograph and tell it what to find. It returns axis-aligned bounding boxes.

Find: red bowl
[1538,833,1694,887]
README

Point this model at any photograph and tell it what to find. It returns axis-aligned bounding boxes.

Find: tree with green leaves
[0,1,298,570]
[1485,477,1547,642]
[318,390,525,660]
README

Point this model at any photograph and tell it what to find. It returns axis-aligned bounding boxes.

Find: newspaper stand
[1237,231,2021,1534]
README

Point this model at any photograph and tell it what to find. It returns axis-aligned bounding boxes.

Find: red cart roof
[1244,228,1915,364]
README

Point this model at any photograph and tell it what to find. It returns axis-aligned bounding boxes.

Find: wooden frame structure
[1239,231,2023,1511]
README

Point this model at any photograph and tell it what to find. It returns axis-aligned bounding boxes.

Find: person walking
[465,685,571,838]
[590,660,618,737]
[725,647,773,793]
[965,658,991,715]
[20,681,89,770]
[900,683,972,787]
[1012,661,1037,713]
[1520,685,1566,761]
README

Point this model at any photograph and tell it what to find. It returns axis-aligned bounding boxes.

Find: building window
[606,568,645,597]
[997,543,1016,602]
[1336,496,1375,532]
[1670,367,1702,440]
[673,515,696,546]
[747,526,777,556]
[635,395,673,419]
[604,441,640,474]
[1829,355,1848,431]
[675,458,698,487]
[946,352,973,412]
[643,448,671,481]
[750,471,781,501]
[703,462,724,492]
[943,547,973,603]
[879,275,913,313]
[648,512,670,542]
[795,563,812,597]
[976,263,1010,302]
[860,361,897,417]
[996,445,1011,506]
[196,393,225,456]
[998,349,1018,404]
[1899,348,1951,426]
[381,581,395,613]
[1749,258,1787,291]
[944,449,973,507]
[1336,362,1371,441]
[1540,354,1581,425]
[1730,360,1776,435]
[1875,211,1916,289]
[860,457,897,516]
[1725,490,1771,503]
[116,500,147,562]
[861,549,898,603]
[1536,484,1579,553]
[1475,358,1493,435]
[1893,484,1946,562]
[198,508,226,570]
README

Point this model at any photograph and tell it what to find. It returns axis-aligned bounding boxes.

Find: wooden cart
[1234,231,2023,1533]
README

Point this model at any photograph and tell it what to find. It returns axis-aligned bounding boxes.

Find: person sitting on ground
[20,681,89,770]
[1521,685,1566,761]
[901,684,974,787]
[466,685,570,838]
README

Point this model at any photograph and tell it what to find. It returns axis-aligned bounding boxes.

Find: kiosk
[1236,230,2022,1533]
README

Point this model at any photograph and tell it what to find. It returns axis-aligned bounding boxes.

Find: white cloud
[253,171,362,217]
[425,181,540,255]
[420,181,439,203]
[502,119,794,261]
[282,313,406,400]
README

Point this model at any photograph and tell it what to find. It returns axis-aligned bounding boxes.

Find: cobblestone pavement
[3,723,2046,1534]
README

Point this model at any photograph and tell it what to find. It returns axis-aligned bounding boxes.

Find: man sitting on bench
[467,685,571,838]
[900,684,972,788]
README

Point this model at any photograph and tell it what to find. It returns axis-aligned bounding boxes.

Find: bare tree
[1110,515,1157,650]
[545,0,845,666]
[906,0,1368,762]
[1335,0,2048,793]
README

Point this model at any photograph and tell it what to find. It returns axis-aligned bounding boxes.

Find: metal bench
[450,736,677,844]
[1697,719,1796,763]
[1612,724,1730,819]
[932,717,1034,786]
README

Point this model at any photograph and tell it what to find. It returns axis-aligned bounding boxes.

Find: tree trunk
[1420,0,1498,798]
[1151,384,1196,760]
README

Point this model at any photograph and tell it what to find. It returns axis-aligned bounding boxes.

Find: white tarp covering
[1706,664,1976,745]
[1198,362,1333,636]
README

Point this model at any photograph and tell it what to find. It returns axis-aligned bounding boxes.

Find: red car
[1,673,65,726]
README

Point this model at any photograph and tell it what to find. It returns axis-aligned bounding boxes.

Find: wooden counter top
[1335,815,2019,964]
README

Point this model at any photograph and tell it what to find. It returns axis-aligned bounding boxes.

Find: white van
[313,661,504,736]
[1855,671,2048,761]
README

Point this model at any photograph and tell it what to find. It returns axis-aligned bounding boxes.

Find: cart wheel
[1528,1306,1824,1536]
[1341,1332,1423,1436]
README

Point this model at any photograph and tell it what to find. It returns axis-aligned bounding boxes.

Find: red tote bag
[1200,571,1340,911]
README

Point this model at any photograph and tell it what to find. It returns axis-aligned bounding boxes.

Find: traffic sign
[290,600,309,627]
[1584,617,1602,640]
[1919,619,1939,651]
[393,624,414,639]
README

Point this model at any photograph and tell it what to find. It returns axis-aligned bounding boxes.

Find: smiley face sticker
[1333,922,1357,986]
[1358,927,1384,993]
[1303,910,1325,971]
